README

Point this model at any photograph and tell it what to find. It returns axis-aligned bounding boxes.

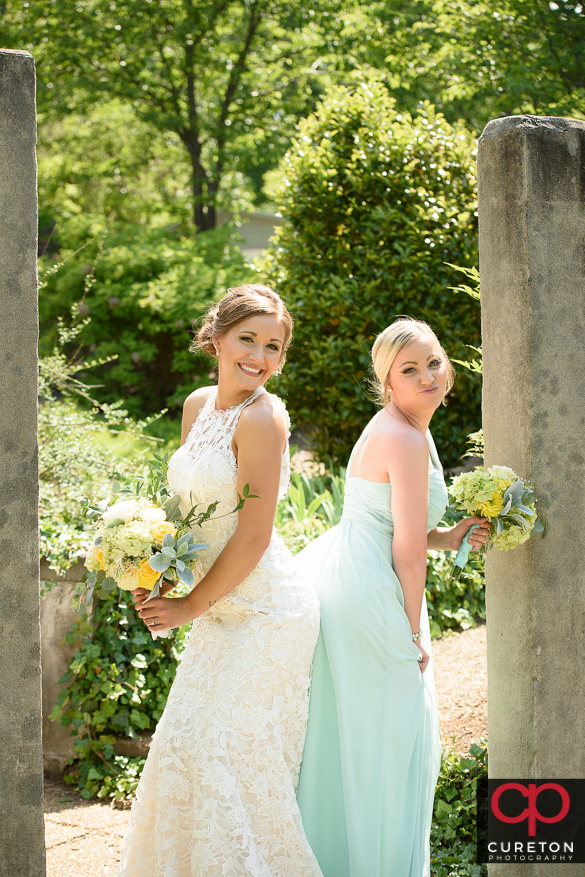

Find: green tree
[39,219,256,417]
[37,100,201,230]
[345,0,585,132]
[5,0,344,231]
[263,76,481,468]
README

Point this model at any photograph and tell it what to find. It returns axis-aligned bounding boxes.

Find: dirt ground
[44,622,487,876]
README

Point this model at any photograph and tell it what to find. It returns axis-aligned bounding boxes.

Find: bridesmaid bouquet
[448,464,547,580]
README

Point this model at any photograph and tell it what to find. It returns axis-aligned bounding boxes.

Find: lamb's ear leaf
[148,553,172,572]
[506,513,530,532]
[176,567,195,587]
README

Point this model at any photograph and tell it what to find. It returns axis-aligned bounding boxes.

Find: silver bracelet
[411,630,422,642]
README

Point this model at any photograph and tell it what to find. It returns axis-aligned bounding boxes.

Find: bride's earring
[214,345,219,357]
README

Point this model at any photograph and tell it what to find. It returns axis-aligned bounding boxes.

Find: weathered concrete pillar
[40,561,86,775]
[0,50,45,875]
[479,115,585,875]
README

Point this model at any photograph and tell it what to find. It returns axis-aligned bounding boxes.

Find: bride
[117,284,322,877]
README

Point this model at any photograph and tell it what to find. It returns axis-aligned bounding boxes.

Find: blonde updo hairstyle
[371,317,455,405]
[192,284,293,375]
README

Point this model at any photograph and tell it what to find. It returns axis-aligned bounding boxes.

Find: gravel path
[44,623,487,876]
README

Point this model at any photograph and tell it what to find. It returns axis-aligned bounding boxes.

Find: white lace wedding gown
[117,386,322,877]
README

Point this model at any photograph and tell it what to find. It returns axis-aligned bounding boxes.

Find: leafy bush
[431,742,488,877]
[426,508,485,639]
[426,549,485,639]
[53,591,190,803]
[263,75,480,469]
[39,219,255,418]
[39,322,158,577]
[275,466,346,554]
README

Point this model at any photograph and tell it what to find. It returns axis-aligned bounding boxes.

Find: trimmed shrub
[263,76,480,468]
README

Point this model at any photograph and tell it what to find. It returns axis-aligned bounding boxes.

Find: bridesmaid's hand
[415,641,430,674]
[448,516,490,552]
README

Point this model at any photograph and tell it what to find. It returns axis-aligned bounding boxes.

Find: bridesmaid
[295,317,489,877]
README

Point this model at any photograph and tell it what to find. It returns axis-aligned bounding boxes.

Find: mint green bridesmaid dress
[296,429,447,877]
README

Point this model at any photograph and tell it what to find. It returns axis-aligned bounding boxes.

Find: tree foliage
[340,0,585,132]
[8,0,347,230]
[37,100,202,229]
[264,76,480,468]
[39,220,255,417]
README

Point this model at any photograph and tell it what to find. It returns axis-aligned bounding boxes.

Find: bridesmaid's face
[214,313,285,390]
[388,332,449,413]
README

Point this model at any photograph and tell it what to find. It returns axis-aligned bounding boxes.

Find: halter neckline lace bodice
[181,384,291,502]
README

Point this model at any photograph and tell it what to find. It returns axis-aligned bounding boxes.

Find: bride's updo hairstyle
[371,316,455,405]
[193,284,293,374]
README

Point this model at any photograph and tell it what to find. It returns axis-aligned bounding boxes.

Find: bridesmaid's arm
[386,429,430,636]
[137,398,287,630]
[427,518,490,552]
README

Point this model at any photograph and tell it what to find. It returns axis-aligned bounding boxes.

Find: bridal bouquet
[448,464,546,580]
[74,453,255,634]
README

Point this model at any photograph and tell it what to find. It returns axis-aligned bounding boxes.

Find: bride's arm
[137,399,287,630]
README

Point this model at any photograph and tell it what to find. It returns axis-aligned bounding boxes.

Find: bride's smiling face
[214,313,285,390]
[388,331,449,413]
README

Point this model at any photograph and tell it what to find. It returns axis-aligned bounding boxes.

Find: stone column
[479,115,585,876]
[0,50,45,876]
[40,560,86,775]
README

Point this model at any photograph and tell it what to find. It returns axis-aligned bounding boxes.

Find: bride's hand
[448,516,490,552]
[415,641,430,674]
[136,594,195,633]
[130,580,177,606]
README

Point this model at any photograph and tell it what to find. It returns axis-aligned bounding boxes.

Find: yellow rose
[138,558,161,591]
[97,549,105,571]
[152,520,177,545]
[476,492,504,521]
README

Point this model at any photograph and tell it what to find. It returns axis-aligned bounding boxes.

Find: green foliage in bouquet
[431,742,488,877]
[39,218,255,418]
[262,74,481,469]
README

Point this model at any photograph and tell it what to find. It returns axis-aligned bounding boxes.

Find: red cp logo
[492,783,570,836]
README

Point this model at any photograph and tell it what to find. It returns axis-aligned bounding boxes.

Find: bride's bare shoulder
[181,386,216,443]
[237,390,289,441]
